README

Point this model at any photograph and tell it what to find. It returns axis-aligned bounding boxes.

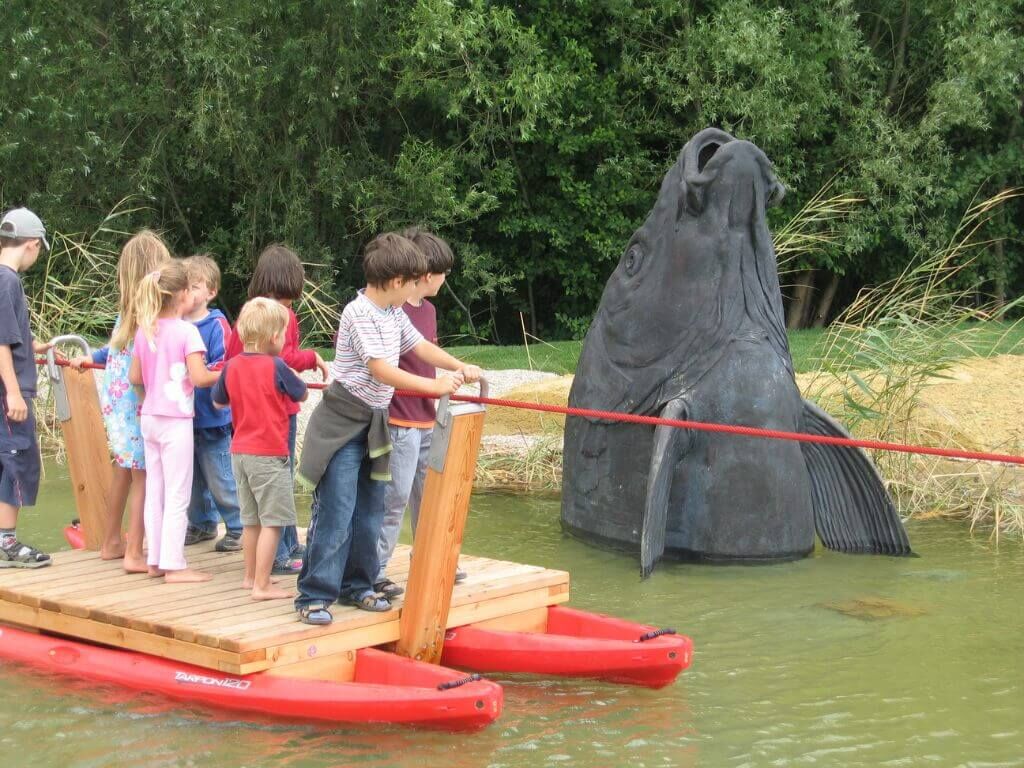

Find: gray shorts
[231,454,297,528]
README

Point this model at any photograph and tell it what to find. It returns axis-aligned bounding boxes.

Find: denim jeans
[275,414,300,562]
[295,428,386,610]
[187,425,242,536]
[376,426,432,581]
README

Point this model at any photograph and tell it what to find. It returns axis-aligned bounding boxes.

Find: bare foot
[252,585,293,600]
[147,566,165,578]
[164,568,213,583]
[100,545,126,561]
[124,556,149,573]
[242,577,280,589]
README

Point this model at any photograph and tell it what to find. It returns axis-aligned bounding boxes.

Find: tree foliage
[2,0,1021,341]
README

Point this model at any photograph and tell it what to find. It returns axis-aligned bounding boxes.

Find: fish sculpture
[561,128,911,576]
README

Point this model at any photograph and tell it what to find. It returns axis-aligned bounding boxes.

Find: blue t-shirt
[0,265,36,398]
[192,309,233,429]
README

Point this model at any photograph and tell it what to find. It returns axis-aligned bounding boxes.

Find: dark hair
[248,244,304,300]
[401,227,454,274]
[362,233,428,287]
[0,235,35,249]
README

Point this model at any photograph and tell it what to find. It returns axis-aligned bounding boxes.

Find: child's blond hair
[134,259,190,349]
[111,230,171,350]
[182,253,221,292]
[235,297,288,351]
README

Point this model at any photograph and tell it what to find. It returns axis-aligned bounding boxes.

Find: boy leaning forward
[295,232,481,625]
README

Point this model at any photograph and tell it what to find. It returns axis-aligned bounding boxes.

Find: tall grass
[804,188,1024,540]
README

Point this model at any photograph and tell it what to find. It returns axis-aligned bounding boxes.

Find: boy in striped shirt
[295,233,481,625]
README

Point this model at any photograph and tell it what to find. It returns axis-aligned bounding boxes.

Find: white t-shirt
[330,291,423,408]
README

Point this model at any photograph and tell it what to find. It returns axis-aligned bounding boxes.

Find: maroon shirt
[388,299,437,428]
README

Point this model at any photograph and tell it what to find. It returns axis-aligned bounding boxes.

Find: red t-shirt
[211,354,307,456]
[388,299,438,428]
[225,304,316,415]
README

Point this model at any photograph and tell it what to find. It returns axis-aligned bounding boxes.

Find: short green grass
[326,320,1024,375]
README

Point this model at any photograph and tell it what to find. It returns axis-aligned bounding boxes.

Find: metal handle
[46,335,93,422]
[46,335,92,381]
[436,375,489,428]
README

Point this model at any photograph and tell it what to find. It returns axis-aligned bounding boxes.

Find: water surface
[3,466,1022,767]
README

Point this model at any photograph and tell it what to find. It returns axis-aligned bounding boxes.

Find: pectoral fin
[800,400,912,556]
[641,398,690,578]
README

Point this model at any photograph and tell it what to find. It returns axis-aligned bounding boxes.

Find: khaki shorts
[231,454,297,528]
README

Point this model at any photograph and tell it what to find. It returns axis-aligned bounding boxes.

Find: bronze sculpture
[561,128,911,576]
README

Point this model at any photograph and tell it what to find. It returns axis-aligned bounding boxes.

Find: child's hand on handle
[433,371,464,397]
[68,355,91,370]
[32,340,53,355]
[460,364,483,384]
[314,352,329,381]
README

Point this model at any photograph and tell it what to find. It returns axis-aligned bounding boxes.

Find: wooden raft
[0,541,569,676]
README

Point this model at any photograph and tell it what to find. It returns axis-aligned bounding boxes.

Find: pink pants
[141,415,194,571]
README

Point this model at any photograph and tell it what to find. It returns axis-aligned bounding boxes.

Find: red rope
[38,357,1024,467]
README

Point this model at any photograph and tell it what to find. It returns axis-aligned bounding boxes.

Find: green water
[3,466,1023,767]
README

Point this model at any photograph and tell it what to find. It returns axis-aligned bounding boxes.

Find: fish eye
[624,244,644,277]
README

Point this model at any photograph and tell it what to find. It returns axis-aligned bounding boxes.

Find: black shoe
[185,526,217,546]
[373,578,405,598]
[215,532,242,552]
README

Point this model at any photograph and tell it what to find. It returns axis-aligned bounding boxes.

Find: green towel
[298,382,393,488]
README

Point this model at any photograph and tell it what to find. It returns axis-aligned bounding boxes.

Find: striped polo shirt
[330,291,424,408]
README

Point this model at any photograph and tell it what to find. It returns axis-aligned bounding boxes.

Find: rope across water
[41,358,1024,467]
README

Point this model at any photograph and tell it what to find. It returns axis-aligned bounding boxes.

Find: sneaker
[271,558,302,576]
[185,526,217,546]
[0,539,51,569]
[215,532,242,552]
[290,543,307,559]
[454,568,467,583]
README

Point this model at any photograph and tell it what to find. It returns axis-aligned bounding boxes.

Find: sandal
[0,539,51,569]
[342,591,392,612]
[373,578,404,598]
[298,603,332,625]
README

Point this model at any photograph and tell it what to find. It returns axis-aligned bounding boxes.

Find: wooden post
[395,389,486,664]
[47,339,112,550]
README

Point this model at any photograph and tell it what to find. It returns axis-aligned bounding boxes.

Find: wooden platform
[0,542,569,675]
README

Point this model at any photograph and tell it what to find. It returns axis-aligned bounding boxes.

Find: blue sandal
[298,603,332,625]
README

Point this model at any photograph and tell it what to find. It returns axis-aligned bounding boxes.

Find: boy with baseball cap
[0,208,53,567]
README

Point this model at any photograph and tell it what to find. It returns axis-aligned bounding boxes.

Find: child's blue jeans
[295,428,386,610]
[187,425,242,536]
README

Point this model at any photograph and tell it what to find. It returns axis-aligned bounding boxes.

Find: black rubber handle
[636,628,677,642]
[437,673,482,691]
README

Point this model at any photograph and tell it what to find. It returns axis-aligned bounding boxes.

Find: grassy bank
[430,321,1024,375]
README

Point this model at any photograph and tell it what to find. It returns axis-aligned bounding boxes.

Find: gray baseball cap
[0,207,49,250]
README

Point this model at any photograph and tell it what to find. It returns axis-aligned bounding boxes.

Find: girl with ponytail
[129,260,221,582]
[70,230,169,570]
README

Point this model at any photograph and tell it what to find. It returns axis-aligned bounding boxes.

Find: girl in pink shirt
[129,260,221,582]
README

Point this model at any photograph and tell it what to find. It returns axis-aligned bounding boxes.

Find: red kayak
[0,624,501,730]
[441,606,693,688]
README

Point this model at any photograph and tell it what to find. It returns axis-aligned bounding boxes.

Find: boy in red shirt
[213,298,308,600]
[373,229,479,597]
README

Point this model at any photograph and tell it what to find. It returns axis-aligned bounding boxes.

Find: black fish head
[581,128,790,412]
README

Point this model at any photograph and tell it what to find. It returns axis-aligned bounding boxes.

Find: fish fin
[640,398,690,578]
[800,400,912,556]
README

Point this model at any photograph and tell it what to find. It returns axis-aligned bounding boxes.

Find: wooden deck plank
[0,543,570,675]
